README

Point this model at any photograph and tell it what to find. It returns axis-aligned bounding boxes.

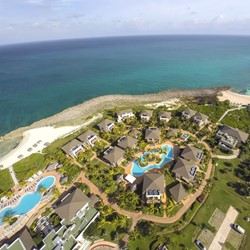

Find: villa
[181,145,203,162]
[61,139,84,158]
[142,173,165,203]
[158,111,171,122]
[193,112,209,126]
[97,119,115,132]
[145,127,161,143]
[216,125,249,149]
[103,146,125,166]
[167,128,179,137]
[129,128,141,138]
[172,158,197,183]
[77,130,99,147]
[140,110,153,122]
[41,188,100,250]
[169,182,189,203]
[182,108,196,119]
[0,227,36,250]
[116,109,134,122]
[117,135,138,150]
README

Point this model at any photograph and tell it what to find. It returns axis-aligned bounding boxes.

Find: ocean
[0,35,250,136]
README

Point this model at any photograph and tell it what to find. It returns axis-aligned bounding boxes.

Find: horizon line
[1,33,250,47]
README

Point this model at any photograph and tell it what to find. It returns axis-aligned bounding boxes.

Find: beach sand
[218,90,250,105]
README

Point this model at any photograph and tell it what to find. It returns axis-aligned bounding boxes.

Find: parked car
[194,240,206,250]
[197,194,205,203]
[232,224,245,234]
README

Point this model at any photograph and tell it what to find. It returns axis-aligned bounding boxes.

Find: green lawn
[221,108,250,134]
[0,169,14,194]
[13,153,46,181]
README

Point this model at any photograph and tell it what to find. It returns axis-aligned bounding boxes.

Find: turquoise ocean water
[0,35,250,136]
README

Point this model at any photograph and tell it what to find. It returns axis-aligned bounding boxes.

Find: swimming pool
[131,144,173,176]
[0,176,55,226]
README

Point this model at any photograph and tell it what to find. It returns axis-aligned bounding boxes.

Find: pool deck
[0,171,60,240]
[123,141,174,176]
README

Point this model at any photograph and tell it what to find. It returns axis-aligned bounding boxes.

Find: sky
[0,0,250,45]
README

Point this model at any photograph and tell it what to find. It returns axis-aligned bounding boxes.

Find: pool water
[0,176,55,225]
[131,144,173,176]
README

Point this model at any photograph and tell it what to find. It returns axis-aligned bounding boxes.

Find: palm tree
[129,230,140,241]
[98,217,110,228]
[118,216,127,229]
[38,185,46,194]
[3,211,14,225]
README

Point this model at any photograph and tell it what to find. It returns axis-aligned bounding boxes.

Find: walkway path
[74,153,212,227]
[217,107,245,124]
[9,165,19,185]
[89,240,119,250]
[212,149,240,159]
[209,206,238,250]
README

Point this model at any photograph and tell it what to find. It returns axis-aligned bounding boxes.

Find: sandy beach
[218,90,250,105]
[1,86,228,141]
[0,114,102,169]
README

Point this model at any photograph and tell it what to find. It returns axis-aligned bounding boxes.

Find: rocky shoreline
[1,86,229,140]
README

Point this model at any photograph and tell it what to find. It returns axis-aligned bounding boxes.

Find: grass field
[13,153,46,181]
[0,169,14,194]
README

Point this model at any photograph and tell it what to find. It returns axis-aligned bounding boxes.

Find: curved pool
[0,176,55,226]
[131,144,173,176]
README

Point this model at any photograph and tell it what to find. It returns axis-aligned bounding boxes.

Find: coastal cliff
[1,86,229,140]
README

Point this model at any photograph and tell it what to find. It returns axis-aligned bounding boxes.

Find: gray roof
[172,158,194,181]
[129,128,141,138]
[167,128,179,137]
[140,110,153,117]
[97,119,114,131]
[103,146,125,165]
[54,188,89,222]
[159,111,171,119]
[117,136,138,150]
[61,139,82,155]
[181,145,202,162]
[220,125,249,143]
[145,127,161,140]
[142,173,165,195]
[195,112,208,121]
[77,130,97,143]
[183,108,196,116]
[46,162,60,171]
[18,228,35,250]
[117,109,133,116]
[169,182,189,203]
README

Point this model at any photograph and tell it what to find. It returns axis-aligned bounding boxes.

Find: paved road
[9,165,19,185]
[209,206,238,250]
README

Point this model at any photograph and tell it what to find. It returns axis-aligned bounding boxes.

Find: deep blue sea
[0,35,250,136]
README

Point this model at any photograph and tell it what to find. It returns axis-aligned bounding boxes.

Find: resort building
[172,158,197,183]
[158,111,171,122]
[0,228,36,250]
[61,139,84,158]
[181,145,203,162]
[117,135,138,150]
[140,110,153,122]
[116,109,134,122]
[45,162,62,171]
[169,182,189,203]
[103,146,125,166]
[77,130,99,147]
[167,128,179,138]
[193,112,209,126]
[42,188,99,250]
[97,119,115,132]
[129,128,141,138]
[182,108,196,119]
[145,127,161,143]
[142,173,165,203]
[216,125,249,149]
